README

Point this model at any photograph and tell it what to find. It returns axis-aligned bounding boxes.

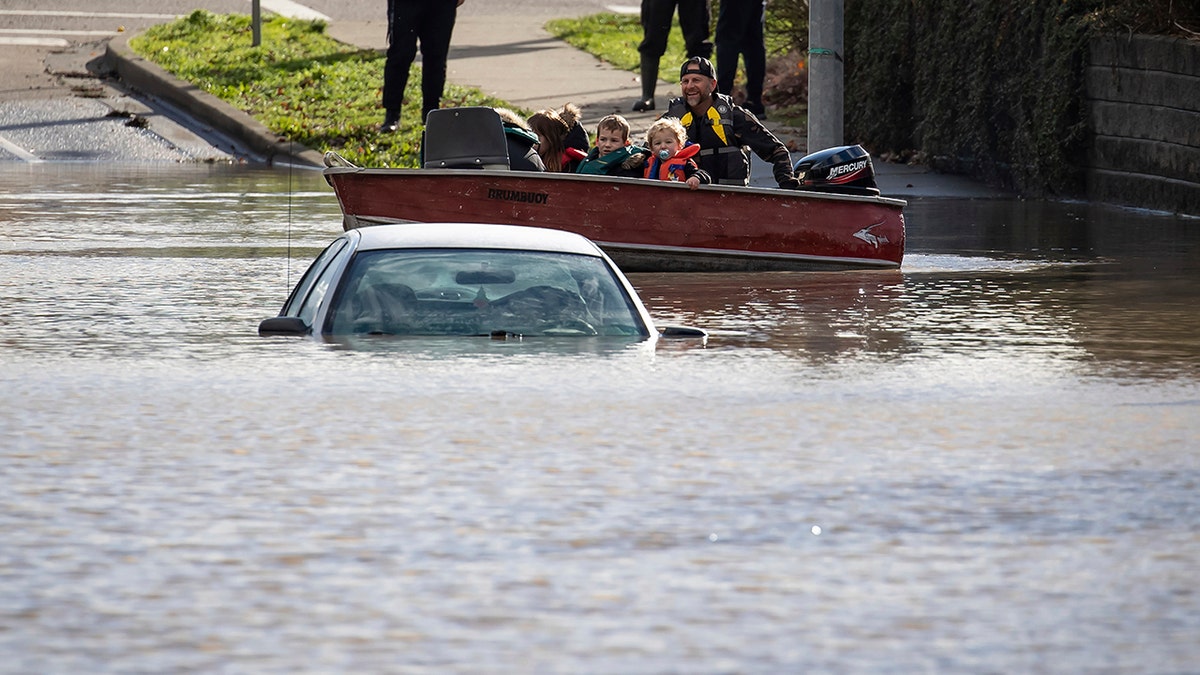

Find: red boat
[323,108,906,273]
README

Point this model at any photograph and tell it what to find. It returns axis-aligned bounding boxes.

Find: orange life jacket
[643,143,702,182]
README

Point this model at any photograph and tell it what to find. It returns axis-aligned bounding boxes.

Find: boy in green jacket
[576,115,648,178]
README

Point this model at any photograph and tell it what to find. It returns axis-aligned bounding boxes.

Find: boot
[379,108,400,133]
[632,59,658,112]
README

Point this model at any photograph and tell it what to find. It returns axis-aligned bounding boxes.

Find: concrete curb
[103,31,325,169]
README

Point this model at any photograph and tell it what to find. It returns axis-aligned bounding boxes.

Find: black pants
[638,0,712,60]
[715,0,766,106]
[383,0,458,122]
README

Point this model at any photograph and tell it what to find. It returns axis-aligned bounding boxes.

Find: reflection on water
[1,164,1198,672]
[634,251,1198,378]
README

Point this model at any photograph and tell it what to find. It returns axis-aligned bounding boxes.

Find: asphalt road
[0,0,636,163]
[0,1,248,162]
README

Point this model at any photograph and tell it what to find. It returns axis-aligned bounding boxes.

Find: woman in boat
[494,107,545,171]
[528,107,588,173]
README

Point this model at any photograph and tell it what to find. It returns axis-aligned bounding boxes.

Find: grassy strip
[544,6,809,84]
[546,12,809,130]
[544,13,691,84]
[130,11,512,168]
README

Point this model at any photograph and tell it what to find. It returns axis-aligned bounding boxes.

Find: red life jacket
[558,146,588,173]
[643,143,702,182]
[564,147,588,164]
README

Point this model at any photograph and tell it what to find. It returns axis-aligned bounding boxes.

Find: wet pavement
[0,84,234,163]
[0,2,250,163]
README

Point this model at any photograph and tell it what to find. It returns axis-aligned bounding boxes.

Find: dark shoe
[632,98,655,112]
[744,102,767,119]
[379,109,400,133]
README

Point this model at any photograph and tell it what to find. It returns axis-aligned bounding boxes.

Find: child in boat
[642,117,711,190]
[528,105,588,173]
[559,103,591,159]
[576,114,648,178]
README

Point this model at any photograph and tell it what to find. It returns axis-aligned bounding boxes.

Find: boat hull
[324,168,906,272]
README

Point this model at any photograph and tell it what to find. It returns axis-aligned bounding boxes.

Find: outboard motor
[793,144,880,196]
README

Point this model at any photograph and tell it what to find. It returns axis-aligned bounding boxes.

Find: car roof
[352,223,605,257]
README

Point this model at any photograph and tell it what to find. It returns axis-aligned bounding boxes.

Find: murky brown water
[2,163,1197,672]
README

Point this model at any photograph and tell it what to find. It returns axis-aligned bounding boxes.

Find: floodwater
[1,163,1197,673]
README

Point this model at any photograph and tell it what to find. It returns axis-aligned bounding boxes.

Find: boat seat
[423,107,511,170]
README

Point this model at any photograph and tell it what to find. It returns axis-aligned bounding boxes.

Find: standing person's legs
[416,0,458,122]
[714,0,737,96]
[633,0,675,111]
[742,0,767,114]
[382,0,423,128]
[676,0,713,59]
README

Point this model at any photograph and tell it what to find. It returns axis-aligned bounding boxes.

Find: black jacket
[666,93,796,187]
[503,124,546,171]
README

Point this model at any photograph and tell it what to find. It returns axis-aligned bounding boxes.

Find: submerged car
[259,223,700,340]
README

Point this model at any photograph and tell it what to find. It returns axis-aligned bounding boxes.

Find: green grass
[131,10,808,165]
[130,11,512,167]
[544,13,695,84]
[545,12,808,131]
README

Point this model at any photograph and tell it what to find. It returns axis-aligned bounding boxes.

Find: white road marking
[0,4,332,26]
[1,29,118,37]
[0,135,42,163]
[0,37,70,47]
[0,10,179,19]
[259,0,331,23]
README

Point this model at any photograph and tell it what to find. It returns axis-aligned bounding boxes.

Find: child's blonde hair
[595,114,631,141]
[645,118,687,148]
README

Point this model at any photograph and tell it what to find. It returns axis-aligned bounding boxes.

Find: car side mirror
[658,325,707,339]
[258,316,309,336]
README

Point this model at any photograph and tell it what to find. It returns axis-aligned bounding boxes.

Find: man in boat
[665,57,800,189]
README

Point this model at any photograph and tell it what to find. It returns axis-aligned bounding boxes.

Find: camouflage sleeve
[685,161,712,185]
[735,110,800,187]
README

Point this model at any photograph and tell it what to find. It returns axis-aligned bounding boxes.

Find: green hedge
[831,0,1197,196]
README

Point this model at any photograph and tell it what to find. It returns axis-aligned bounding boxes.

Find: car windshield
[326,248,648,337]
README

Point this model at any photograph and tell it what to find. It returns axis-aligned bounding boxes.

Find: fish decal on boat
[853,221,890,248]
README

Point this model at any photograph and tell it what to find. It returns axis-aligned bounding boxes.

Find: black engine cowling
[793,145,879,196]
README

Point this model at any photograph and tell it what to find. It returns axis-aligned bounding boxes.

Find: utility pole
[252,0,262,47]
[807,0,844,152]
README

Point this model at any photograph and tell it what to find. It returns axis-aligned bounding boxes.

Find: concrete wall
[1085,35,1199,216]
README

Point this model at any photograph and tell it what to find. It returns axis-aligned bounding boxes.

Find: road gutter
[101,30,325,169]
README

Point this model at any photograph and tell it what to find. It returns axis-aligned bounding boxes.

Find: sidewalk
[327,15,666,139]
